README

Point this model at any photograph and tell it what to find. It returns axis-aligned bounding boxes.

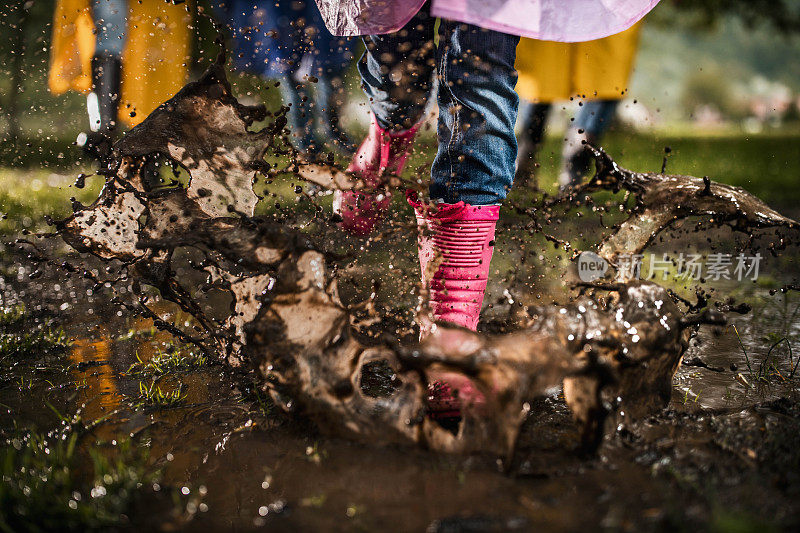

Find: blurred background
[1,0,799,233]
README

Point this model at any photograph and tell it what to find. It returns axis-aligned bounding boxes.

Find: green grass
[0,134,87,169]
[710,510,781,533]
[0,421,163,532]
[126,346,208,377]
[508,129,800,207]
[0,327,69,359]
[600,131,800,206]
[133,380,186,410]
[0,305,25,326]
[239,380,276,419]
[0,130,797,237]
[0,167,102,235]
[0,304,71,364]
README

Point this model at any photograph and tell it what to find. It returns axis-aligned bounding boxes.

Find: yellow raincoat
[515,22,642,103]
[49,0,192,128]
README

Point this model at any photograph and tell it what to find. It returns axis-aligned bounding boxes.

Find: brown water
[2,260,800,531]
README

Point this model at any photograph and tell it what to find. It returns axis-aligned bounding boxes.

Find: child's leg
[358,8,437,131]
[279,77,317,155]
[93,0,127,58]
[314,72,355,154]
[412,22,519,337]
[79,0,127,158]
[576,99,620,138]
[430,21,520,205]
[412,23,520,418]
[334,9,437,235]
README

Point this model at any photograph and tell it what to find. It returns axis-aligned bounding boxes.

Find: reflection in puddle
[19,285,790,530]
[70,334,119,419]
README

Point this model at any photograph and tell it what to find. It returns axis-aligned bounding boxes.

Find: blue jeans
[92,0,127,56]
[280,73,355,156]
[575,99,619,137]
[359,9,520,205]
[219,0,355,155]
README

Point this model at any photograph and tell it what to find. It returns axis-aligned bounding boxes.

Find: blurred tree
[2,2,32,145]
[783,100,800,123]
[668,0,800,33]
[681,65,746,120]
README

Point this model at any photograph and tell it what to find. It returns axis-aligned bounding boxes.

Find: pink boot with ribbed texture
[408,191,499,335]
[408,192,499,420]
[333,115,418,236]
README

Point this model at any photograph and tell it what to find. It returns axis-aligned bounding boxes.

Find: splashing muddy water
[0,48,798,529]
[44,56,800,466]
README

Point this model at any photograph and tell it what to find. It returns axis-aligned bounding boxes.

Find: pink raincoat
[315,0,659,42]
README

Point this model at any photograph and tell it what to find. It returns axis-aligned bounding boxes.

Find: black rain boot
[514,103,550,190]
[77,53,122,162]
[558,127,598,193]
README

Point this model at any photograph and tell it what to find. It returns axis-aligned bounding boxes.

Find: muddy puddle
[2,248,800,531]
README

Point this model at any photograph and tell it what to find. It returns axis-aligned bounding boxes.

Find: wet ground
[2,215,800,532]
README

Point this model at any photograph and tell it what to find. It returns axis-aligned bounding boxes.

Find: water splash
[45,59,799,464]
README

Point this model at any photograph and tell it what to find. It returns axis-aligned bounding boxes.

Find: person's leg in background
[334,7,437,235]
[222,0,319,159]
[514,101,551,189]
[279,3,319,159]
[279,72,318,157]
[282,68,356,159]
[314,70,356,155]
[79,0,127,159]
[302,0,355,156]
[559,98,620,190]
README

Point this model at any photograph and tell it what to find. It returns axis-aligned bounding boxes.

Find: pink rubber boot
[333,115,418,236]
[408,191,499,334]
[408,192,500,419]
